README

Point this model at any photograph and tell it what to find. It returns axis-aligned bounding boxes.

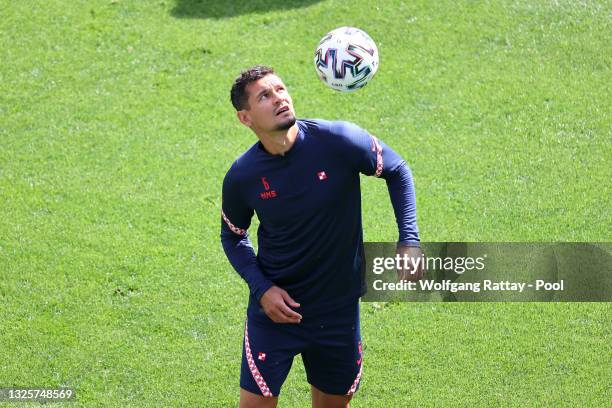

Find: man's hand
[260,286,302,324]
[396,244,425,281]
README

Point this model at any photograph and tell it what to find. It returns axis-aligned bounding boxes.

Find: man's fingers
[280,290,300,308]
[260,286,303,323]
[397,267,410,281]
[267,300,302,324]
[270,307,301,324]
[395,245,426,282]
[397,264,422,282]
[279,303,302,322]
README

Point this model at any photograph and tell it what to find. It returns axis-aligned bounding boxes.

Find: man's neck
[257,124,299,156]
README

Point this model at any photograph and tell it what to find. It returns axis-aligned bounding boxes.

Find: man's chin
[275,115,297,131]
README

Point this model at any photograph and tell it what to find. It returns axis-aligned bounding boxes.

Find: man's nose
[271,90,285,104]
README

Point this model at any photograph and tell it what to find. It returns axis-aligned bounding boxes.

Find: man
[221,65,422,408]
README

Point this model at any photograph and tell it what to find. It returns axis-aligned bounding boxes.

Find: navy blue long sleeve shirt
[221,119,419,317]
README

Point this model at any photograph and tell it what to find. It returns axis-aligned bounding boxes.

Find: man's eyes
[259,87,286,100]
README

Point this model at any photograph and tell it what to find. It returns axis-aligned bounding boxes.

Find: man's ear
[236,110,252,127]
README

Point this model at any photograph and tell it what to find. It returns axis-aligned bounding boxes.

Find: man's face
[238,74,296,133]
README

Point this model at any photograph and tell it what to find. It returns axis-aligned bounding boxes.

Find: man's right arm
[220,169,274,301]
[221,167,302,323]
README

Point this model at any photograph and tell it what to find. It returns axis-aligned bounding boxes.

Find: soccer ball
[314,26,379,92]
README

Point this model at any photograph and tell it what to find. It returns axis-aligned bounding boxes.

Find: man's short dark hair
[230,65,275,111]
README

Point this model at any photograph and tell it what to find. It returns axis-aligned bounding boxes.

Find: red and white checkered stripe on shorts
[244,319,273,397]
[347,360,363,395]
[347,340,363,395]
[346,361,363,395]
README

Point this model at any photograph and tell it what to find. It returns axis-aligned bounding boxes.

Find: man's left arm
[383,156,425,281]
[333,121,424,280]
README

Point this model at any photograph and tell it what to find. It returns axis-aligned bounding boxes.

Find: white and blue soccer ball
[314,26,379,92]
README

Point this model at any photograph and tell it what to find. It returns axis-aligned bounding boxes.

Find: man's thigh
[301,300,363,397]
[311,385,352,408]
[240,311,306,398]
[240,388,278,408]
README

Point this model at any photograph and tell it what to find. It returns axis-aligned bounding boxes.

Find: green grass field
[1,0,610,406]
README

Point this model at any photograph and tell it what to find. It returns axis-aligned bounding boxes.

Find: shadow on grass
[171,0,322,19]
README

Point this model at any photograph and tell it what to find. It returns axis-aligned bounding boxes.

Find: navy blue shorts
[240,299,363,397]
